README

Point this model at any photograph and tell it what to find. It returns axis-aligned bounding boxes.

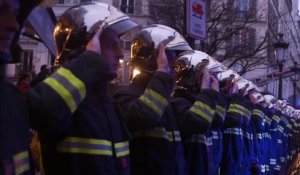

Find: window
[121,0,134,14]
[234,29,249,46]
[226,28,255,54]
[234,0,250,19]
[21,50,34,73]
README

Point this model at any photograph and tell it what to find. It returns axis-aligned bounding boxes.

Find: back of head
[54,2,138,66]
[40,64,48,71]
[129,24,192,75]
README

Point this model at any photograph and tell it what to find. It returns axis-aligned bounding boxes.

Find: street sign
[186,0,207,40]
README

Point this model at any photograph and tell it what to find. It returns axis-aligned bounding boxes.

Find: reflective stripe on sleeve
[13,151,30,175]
[43,67,86,113]
[270,158,276,165]
[216,105,226,120]
[134,127,181,142]
[228,104,251,118]
[224,128,243,136]
[253,109,264,119]
[115,141,129,157]
[57,137,113,156]
[186,134,213,146]
[139,88,168,116]
[277,125,284,133]
[212,131,219,139]
[272,115,280,123]
[189,101,215,123]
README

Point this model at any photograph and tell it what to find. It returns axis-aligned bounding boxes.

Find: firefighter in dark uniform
[0,0,46,174]
[210,90,227,175]
[250,94,266,174]
[113,24,191,175]
[174,52,226,175]
[220,80,253,175]
[268,107,281,174]
[26,3,138,175]
[113,24,220,175]
[241,90,255,175]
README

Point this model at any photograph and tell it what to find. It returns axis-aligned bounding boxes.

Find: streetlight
[273,33,289,99]
[290,62,299,107]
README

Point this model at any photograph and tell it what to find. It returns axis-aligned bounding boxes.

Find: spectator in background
[17,72,32,95]
[30,64,49,87]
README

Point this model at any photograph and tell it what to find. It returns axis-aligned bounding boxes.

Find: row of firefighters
[4,2,300,175]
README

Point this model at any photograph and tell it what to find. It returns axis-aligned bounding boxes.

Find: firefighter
[0,0,47,174]
[174,51,227,175]
[220,81,254,175]
[250,93,266,174]
[26,2,138,175]
[210,89,227,175]
[113,24,220,175]
[267,106,282,174]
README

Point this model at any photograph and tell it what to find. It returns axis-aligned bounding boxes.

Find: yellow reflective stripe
[277,125,284,133]
[216,105,226,119]
[272,115,280,123]
[57,137,113,156]
[253,109,264,119]
[13,151,29,175]
[232,104,251,117]
[57,147,113,155]
[63,137,112,145]
[57,68,86,99]
[44,77,77,113]
[15,164,30,175]
[115,141,129,157]
[146,89,168,105]
[190,107,212,123]
[139,96,163,115]
[190,101,214,122]
[228,108,244,116]
[134,127,181,142]
[13,151,28,161]
[265,117,272,125]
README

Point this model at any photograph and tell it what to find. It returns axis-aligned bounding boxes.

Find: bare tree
[148,0,268,76]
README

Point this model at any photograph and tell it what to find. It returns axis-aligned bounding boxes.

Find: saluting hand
[200,68,210,90]
[210,75,219,92]
[156,42,170,73]
[86,27,102,55]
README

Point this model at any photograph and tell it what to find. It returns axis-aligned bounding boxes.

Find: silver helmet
[130,24,192,73]
[54,2,138,66]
